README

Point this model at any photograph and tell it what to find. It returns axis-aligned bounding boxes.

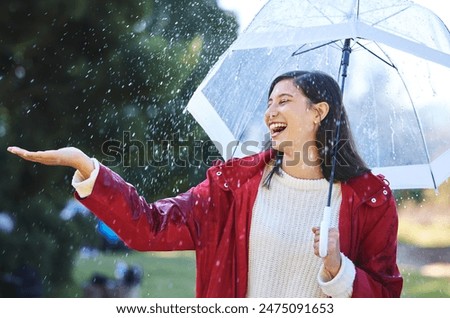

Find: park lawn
[399,266,450,297]
[58,250,196,298]
[50,249,450,298]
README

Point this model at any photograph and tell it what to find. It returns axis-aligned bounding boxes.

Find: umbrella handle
[319,206,331,258]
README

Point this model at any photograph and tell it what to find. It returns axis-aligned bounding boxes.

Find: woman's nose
[265,109,278,120]
[265,102,275,116]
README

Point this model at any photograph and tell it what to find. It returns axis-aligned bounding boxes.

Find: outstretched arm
[7,146,94,179]
[8,145,199,251]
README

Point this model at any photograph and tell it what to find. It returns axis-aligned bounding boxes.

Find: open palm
[7,146,94,179]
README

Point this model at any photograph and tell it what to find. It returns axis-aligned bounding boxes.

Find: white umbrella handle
[319,206,331,258]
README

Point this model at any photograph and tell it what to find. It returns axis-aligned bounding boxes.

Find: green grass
[400,266,450,297]
[50,249,450,298]
[57,250,196,298]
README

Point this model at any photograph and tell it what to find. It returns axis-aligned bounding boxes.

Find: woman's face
[265,79,318,154]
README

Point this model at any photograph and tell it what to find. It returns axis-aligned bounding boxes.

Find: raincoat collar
[211,149,275,191]
[215,149,389,204]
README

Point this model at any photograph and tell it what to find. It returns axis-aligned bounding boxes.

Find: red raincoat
[76,150,403,297]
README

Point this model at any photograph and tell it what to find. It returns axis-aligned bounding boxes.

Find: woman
[7,70,403,297]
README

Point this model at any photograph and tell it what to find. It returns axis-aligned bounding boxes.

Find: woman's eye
[280,99,288,104]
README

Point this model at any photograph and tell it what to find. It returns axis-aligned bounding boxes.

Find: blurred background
[0,0,448,298]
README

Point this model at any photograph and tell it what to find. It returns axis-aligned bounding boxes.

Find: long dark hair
[263,70,370,188]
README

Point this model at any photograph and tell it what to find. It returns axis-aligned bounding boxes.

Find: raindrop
[0,212,14,233]
[133,20,147,33]
[15,66,26,79]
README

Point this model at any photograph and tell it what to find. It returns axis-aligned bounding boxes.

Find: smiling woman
[266,81,321,156]
[8,69,403,298]
[262,71,370,188]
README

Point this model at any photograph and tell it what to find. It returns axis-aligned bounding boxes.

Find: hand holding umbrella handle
[319,206,331,258]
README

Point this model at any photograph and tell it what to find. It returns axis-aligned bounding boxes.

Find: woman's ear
[314,102,330,122]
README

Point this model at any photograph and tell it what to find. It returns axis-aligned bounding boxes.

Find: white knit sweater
[246,168,355,298]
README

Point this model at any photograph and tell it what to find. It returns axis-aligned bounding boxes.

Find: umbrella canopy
[186,0,450,190]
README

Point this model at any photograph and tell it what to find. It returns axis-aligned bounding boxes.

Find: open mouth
[269,122,287,136]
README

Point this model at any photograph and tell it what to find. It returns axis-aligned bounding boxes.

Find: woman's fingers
[8,146,93,176]
[7,146,27,157]
[312,227,342,277]
[8,146,40,162]
[8,147,59,165]
[312,227,340,255]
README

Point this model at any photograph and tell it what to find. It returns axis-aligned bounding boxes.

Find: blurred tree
[395,180,450,207]
[394,189,425,205]
[0,0,237,296]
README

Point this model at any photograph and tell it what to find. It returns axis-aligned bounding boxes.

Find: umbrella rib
[355,41,396,69]
[292,40,341,56]
[356,0,360,20]
[305,0,335,25]
[370,6,410,27]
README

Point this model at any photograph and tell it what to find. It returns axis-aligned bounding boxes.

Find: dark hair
[263,70,370,188]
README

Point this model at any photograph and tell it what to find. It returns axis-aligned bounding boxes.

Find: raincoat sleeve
[72,158,100,198]
[74,163,209,252]
[352,190,403,297]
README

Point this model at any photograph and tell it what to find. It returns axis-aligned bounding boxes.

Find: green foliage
[0,0,238,296]
[394,189,425,205]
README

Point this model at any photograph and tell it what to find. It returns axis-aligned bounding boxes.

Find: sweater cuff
[71,158,100,198]
[317,253,356,298]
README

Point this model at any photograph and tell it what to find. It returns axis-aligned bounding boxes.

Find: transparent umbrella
[187,0,450,189]
[186,0,450,256]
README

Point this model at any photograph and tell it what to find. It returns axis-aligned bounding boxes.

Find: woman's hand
[7,146,94,179]
[312,226,342,278]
